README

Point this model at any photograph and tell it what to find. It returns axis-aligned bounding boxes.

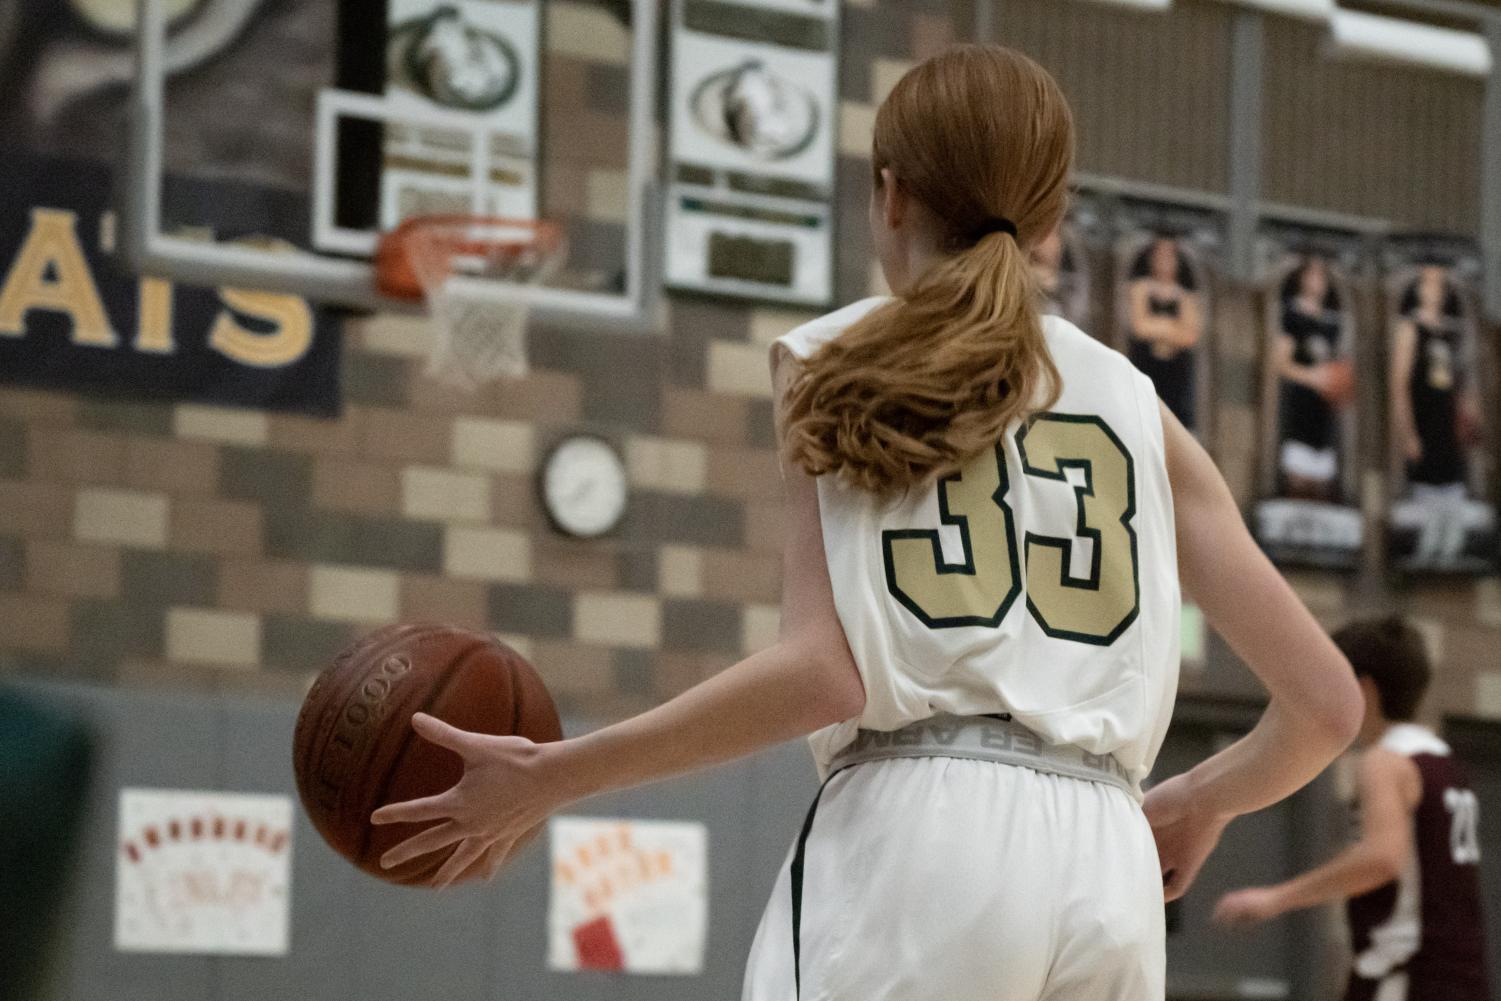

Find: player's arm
[1390,319,1421,460]
[1144,403,1362,900]
[1274,331,1326,392]
[1169,291,1204,350]
[526,349,866,791]
[370,351,866,886]
[1129,281,1175,341]
[1215,749,1419,925]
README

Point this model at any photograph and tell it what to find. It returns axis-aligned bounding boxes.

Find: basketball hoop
[375,216,566,388]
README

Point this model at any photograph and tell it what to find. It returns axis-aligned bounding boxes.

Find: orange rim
[375,216,565,301]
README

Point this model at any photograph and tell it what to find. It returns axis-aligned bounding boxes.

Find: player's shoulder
[1360,740,1426,804]
[1377,722,1451,758]
[775,297,891,361]
[1041,314,1151,398]
[1042,314,1127,367]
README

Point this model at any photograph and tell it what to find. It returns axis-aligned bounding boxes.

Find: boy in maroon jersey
[1214,615,1491,1000]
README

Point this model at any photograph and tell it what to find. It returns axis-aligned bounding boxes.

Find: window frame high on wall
[976,0,1501,322]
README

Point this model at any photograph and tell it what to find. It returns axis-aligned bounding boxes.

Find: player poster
[1113,205,1220,437]
[1032,193,1103,333]
[115,789,293,956]
[1384,243,1498,573]
[1252,232,1365,568]
[663,0,839,305]
[548,817,708,976]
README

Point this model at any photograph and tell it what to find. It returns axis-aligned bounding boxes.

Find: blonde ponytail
[783,45,1074,496]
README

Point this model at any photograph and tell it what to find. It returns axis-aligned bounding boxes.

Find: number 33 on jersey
[884,413,1139,645]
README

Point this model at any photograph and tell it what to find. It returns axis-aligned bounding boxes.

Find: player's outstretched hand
[370,712,565,890]
[1143,772,1230,902]
[1212,887,1283,927]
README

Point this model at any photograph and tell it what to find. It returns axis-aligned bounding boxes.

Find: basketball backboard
[123,0,658,329]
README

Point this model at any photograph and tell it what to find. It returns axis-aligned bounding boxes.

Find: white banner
[548,817,708,975]
[381,0,540,225]
[114,789,293,956]
[664,0,840,304]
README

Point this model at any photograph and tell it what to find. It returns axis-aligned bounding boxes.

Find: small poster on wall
[115,789,293,956]
[1113,203,1222,438]
[1383,240,1497,573]
[663,0,839,305]
[1180,602,1207,680]
[1252,228,1366,569]
[548,817,708,976]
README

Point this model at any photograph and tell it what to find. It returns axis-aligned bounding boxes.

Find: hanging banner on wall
[663,0,839,305]
[376,0,540,228]
[548,816,708,976]
[1382,238,1497,573]
[114,789,293,956]
[1112,202,1222,439]
[0,152,342,415]
[1252,226,1367,569]
[1033,192,1105,334]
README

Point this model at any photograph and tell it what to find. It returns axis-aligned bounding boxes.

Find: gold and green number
[882,414,1139,645]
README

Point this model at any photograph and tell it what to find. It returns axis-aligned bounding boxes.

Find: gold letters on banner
[0,207,313,367]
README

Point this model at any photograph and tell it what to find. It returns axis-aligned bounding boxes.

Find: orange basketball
[1320,358,1356,408]
[292,624,562,885]
[1457,406,1484,447]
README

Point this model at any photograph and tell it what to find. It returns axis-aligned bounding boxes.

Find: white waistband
[828,714,1134,795]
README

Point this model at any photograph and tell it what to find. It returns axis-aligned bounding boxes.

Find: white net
[426,282,531,388]
[400,218,565,389]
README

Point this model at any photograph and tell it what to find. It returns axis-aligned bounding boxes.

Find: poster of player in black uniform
[1033,224,1089,329]
[1385,249,1497,573]
[1114,208,1218,436]
[1031,194,1102,333]
[1253,238,1364,569]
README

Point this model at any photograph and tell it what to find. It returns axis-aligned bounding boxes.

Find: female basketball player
[373,46,1361,1001]
[1391,264,1480,491]
[1127,234,1204,429]
[1275,256,1345,500]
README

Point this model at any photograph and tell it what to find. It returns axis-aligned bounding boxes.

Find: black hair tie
[972,216,1018,243]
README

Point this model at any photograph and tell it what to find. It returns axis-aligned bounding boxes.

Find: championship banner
[1252,226,1366,570]
[1382,238,1497,574]
[548,817,708,976]
[664,0,840,305]
[378,0,540,227]
[114,789,293,956]
[1112,203,1222,439]
[0,152,341,416]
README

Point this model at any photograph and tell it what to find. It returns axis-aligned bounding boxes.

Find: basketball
[1320,358,1356,409]
[292,624,563,885]
[1457,405,1484,447]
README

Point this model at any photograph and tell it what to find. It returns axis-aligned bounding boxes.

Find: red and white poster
[547,817,708,976]
[114,789,293,956]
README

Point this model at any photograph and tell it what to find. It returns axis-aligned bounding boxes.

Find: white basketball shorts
[742,755,1165,1001]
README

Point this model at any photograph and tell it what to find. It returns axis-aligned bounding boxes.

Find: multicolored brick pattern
[2,0,1499,727]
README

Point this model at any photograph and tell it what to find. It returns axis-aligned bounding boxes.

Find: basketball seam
[355,635,492,866]
[295,624,437,831]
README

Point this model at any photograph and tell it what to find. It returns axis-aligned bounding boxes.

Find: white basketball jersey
[777,298,1181,796]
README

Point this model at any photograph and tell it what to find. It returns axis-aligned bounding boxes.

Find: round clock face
[541,437,628,539]
[70,0,204,37]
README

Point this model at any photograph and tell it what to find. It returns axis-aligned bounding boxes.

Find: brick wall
[2,0,1500,727]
